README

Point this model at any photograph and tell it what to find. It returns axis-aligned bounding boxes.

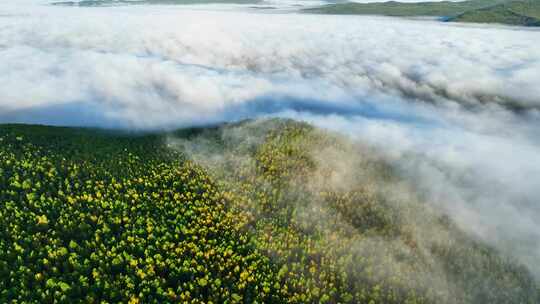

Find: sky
[1,0,540,278]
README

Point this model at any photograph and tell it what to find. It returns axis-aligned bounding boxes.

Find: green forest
[306,0,540,27]
[1,120,539,303]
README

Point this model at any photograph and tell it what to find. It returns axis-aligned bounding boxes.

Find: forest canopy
[1,120,538,303]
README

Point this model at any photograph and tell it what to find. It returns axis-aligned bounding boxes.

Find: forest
[306,0,540,26]
[1,120,538,303]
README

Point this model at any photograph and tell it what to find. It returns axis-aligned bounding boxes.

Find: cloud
[1,4,540,128]
[1,1,540,278]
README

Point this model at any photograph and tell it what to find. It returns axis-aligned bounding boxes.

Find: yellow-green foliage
[1,121,538,303]
[0,125,282,303]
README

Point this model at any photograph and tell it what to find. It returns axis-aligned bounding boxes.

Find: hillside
[449,0,540,25]
[305,0,503,17]
[1,120,539,303]
[306,0,540,26]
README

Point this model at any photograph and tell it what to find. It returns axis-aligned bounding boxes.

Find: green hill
[449,0,540,26]
[305,0,504,17]
[1,120,539,303]
[305,0,540,26]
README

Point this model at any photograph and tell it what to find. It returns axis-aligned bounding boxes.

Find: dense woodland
[306,0,540,26]
[1,120,538,303]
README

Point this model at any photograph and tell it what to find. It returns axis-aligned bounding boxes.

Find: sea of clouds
[1,0,540,277]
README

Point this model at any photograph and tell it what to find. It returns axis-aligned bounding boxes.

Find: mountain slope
[305,0,540,26]
[305,0,506,17]
[449,0,540,26]
[1,121,539,303]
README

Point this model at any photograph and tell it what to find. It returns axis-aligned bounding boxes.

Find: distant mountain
[306,0,540,27]
[449,0,540,26]
[305,0,506,17]
[53,0,259,6]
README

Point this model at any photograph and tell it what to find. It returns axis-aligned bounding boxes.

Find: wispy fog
[1,1,539,278]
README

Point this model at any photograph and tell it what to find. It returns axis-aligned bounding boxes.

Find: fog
[1,1,539,278]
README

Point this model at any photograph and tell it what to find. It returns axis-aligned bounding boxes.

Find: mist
[1,0,540,279]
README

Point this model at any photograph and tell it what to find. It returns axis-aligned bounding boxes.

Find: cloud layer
[1,1,540,277]
[1,4,540,128]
